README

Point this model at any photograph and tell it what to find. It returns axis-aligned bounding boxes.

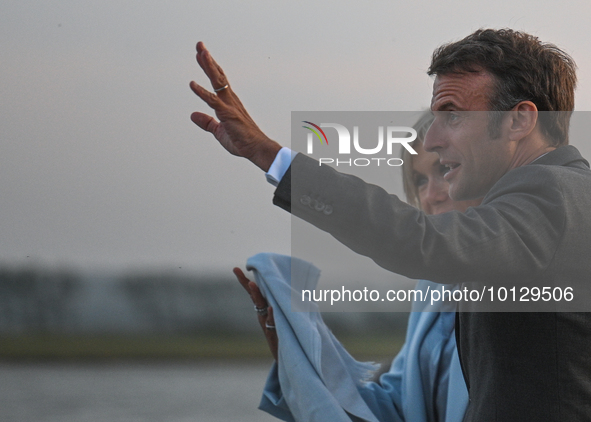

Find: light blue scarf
[248,253,380,422]
[247,253,468,422]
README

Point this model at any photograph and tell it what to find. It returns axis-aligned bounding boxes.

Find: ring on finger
[254,305,268,316]
[214,84,229,92]
[265,322,276,330]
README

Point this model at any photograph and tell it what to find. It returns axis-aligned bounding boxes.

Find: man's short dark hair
[428,28,577,147]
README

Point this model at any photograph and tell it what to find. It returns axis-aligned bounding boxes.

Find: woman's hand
[233,267,278,361]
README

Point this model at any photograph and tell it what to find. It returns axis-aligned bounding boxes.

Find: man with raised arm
[191,29,591,421]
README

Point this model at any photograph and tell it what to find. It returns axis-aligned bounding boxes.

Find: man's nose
[423,121,445,153]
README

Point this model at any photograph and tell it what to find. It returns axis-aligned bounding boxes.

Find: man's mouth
[442,162,460,180]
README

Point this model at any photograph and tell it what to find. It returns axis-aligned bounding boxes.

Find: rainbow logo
[302,121,329,145]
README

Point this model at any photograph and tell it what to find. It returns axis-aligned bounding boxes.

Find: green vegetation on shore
[0,333,404,361]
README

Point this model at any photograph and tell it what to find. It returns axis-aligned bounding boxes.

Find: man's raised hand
[190,42,281,172]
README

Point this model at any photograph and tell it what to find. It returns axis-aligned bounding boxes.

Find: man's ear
[507,101,538,142]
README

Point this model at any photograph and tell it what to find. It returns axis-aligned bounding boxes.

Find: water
[0,361,279,422]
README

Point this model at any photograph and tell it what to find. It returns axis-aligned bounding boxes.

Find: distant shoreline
[0,333,404,362]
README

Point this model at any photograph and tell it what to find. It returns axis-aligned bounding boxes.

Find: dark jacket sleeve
[273,153,567,286]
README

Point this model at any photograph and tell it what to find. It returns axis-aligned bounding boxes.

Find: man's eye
[448,113,459,122]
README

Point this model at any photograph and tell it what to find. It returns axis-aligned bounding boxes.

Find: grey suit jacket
[273,145,591,421]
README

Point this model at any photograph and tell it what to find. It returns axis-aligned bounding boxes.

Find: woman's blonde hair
[401,111,435,209]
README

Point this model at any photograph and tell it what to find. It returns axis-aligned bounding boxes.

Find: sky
[2,0,591,274]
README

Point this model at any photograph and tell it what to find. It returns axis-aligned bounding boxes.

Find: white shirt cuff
[266,147,296,187]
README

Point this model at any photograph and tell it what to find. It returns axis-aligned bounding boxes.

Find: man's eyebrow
[433,102,456,111]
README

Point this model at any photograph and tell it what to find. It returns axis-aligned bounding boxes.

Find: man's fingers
[196,41,207,56]
[190,112,219,134]
[196,43,205,70]
[203,50,229,91]
[189,81,222,108]
[195,42,228,92]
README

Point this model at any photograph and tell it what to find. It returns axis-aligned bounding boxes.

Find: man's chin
[449,184,485,202]
[448,182,470,202]
[448,184,462,201]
